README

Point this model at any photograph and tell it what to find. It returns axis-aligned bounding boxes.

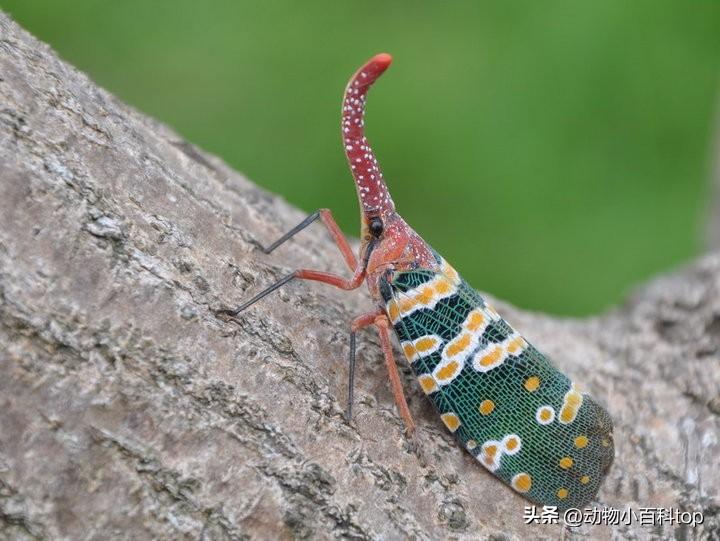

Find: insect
[219,53,614,509]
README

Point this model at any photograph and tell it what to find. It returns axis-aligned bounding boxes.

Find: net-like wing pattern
[380,253,614,509]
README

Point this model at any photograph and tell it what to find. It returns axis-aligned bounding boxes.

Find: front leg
[217,210,367,316]
[258,209,357,271]
[217,265,367,317]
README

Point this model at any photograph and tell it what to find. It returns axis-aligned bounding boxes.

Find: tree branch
[1,13,718,539]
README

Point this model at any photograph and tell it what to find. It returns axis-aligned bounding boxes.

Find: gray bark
[708,98,720,251]
[1,12,718,540]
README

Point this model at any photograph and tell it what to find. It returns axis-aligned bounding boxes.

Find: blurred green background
[3,1,718,315]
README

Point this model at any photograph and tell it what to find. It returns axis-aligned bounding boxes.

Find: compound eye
[369,217,384,238]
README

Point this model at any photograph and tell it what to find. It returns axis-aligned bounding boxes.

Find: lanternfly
[218,53,614,509]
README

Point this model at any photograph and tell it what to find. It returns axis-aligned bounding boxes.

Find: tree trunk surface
[709,99,720,252]
[1,13,718,540]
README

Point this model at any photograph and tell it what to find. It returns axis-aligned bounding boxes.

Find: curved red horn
[342,53,395,215]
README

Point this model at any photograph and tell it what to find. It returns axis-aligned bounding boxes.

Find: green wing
[380,255,614,509]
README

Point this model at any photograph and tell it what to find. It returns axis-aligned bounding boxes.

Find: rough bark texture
[1,13,719,540]
[709,99,720,252]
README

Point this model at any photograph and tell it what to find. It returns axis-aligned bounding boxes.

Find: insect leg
[347,310,383,423]
[318,209,358,271]
[219,222,378,318]
[217,273,296,315]
[217,266,367,317]
[374,314,416,436]
[260,209,357,271]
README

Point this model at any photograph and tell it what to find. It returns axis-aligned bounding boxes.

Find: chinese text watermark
[524,506,704,527]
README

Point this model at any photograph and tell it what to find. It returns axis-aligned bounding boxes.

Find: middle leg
[374,314,416,436]
[346,310,384,422]
[346,311,417,438]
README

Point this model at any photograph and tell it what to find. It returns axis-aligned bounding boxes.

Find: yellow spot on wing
[440,412,461,432]
[441,259,460,284]
[557,488,569,499]
[418,374,438,394]
[416,286,434,305]
[434,278,452,295]
[524,376,540,392]
[478,345,503,367]
[580,475,590,485]
[387,300,400,322]
[402,335,442,362]
[464,309,486,332]
[566,392,582,408]
[559,408,575,423]
[512,473,532,493]
[559,386,583,425]
[479,440,502,471]
[402,342,416,361]
[415,336,438,353]
[537,406,554,424]
[503,435,520,454]
[574,435,589,449]
[506,335,526,355]
[559,457,574,469]
[445,333,471,359]
[434,335,467,384]
[479,399,495,416]
[436,360,460,381]
[387,265,461,324]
